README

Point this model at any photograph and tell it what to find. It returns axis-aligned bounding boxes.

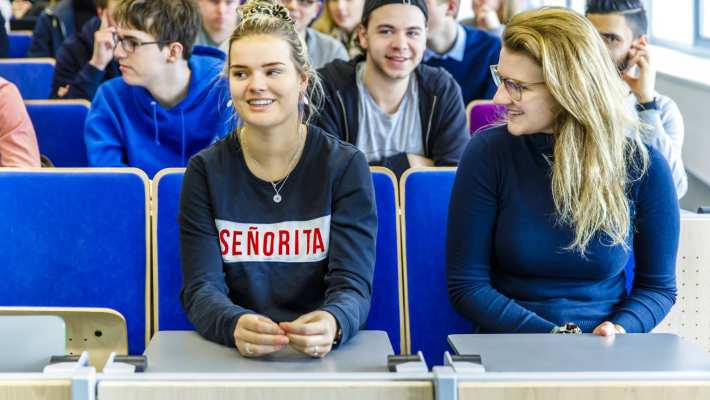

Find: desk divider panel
[654,215,710,352]
[0,169,150,355]
[401,168,471,364]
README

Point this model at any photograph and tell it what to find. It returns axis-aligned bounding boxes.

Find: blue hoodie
[85,53,236,178]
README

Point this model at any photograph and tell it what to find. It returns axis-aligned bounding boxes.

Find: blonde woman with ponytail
[447,7,678,336]
[180,0,377,359]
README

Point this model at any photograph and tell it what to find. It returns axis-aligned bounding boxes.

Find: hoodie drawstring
[180,110,186,165]
[151,101,160,145]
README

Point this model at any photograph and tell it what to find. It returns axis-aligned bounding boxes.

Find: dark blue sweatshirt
[423,24,501,105]
[28,0,75,57]
[447,126,679,334]
[179,125,377,348]
[51,17,121,101]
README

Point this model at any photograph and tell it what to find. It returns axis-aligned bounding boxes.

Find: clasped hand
[234,310,337,358]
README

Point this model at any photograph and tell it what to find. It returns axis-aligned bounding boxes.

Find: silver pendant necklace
[240,125,304,204]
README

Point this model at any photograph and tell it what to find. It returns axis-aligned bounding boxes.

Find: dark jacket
[28,0,76,57]
[0,14,7,58]
[51,16,120,101]
[315,57,469,176]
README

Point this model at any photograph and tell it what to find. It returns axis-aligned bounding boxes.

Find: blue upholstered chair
[0,58,54,99]
[0,169,150,355]
[8,31,32,58]
[25,100,91,167]
[401,168,472,364]
[152,167,406,353]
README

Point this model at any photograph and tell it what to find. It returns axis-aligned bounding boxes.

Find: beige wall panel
[99,381,433,400]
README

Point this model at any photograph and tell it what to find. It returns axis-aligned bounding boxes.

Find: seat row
[1,167,708,361]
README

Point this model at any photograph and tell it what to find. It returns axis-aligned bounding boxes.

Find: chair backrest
[0,58,54,99]
[401,168,471,364]
[653,214,710,351]
[367,167,404,354]
[152,167,406,354]
[466,100,505,135]
[152,169,193,333]
[25,100,91,167]
[8,31,32,58]
[0,169,150,355]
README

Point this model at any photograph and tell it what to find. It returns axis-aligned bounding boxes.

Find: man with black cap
[315,0,468,177]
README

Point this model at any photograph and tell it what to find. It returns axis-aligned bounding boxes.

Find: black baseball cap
[361,0,429,25]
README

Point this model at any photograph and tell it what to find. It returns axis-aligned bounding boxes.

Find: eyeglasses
[490,64,546,102]
[113,32,172,54]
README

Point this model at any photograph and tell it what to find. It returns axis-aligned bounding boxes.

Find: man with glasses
[316,0,468,177]
[280,0,348,68]
[423,0,500,105]
[84,0,235,178]
[195,0,239,54]
[586,0,687,198]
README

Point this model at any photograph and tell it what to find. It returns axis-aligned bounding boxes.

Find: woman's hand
[592,321,626,337]
[234,314,289,357]
[280,311,338,358]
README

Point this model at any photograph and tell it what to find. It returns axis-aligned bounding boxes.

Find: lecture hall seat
[0,169,151,356]
[151,167,407,354]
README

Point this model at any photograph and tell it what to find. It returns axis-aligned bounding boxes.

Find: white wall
[656,73,710,188]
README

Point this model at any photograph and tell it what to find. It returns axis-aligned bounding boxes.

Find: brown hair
[113,0,201,60]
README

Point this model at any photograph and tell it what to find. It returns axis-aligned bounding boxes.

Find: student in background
[28,0,97,57]
[586,0,687,198]
[447,8,678,336]
[312,0,364,58]
[51,0,120,100]
[180,0,376,358]
[316,0,468,177]
[84,0,234,178]
[424,0,501,104]
[195,0,239,54]
[280,0,348,69]
[460,0,519,36]
[0,77,41,167]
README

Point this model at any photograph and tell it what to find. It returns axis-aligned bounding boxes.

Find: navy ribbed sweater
[446,126,679,333]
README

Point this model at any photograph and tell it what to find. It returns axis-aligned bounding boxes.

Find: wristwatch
[333,325,343,346]
[636,98,658,112]
[550,322,582,334]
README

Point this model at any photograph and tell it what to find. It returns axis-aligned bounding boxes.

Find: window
[698,0,710,43]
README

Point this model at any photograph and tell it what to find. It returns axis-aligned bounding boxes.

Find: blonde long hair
[503,7,647,254]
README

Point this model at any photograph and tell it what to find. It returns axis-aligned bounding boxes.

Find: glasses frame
[113,32,173,54]
[490,64,546,102]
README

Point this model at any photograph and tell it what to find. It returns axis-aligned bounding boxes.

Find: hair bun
[239,0,293,24]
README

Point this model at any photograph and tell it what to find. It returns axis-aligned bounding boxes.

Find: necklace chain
[239,125,304,204]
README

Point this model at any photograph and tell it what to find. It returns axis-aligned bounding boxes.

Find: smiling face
[229,34,307,130]
[358,4,427,81]
[326,0,364,33]
[492,47,558,135]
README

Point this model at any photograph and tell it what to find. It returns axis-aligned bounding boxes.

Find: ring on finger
[312,345,320,357]
[245,342,253,355]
